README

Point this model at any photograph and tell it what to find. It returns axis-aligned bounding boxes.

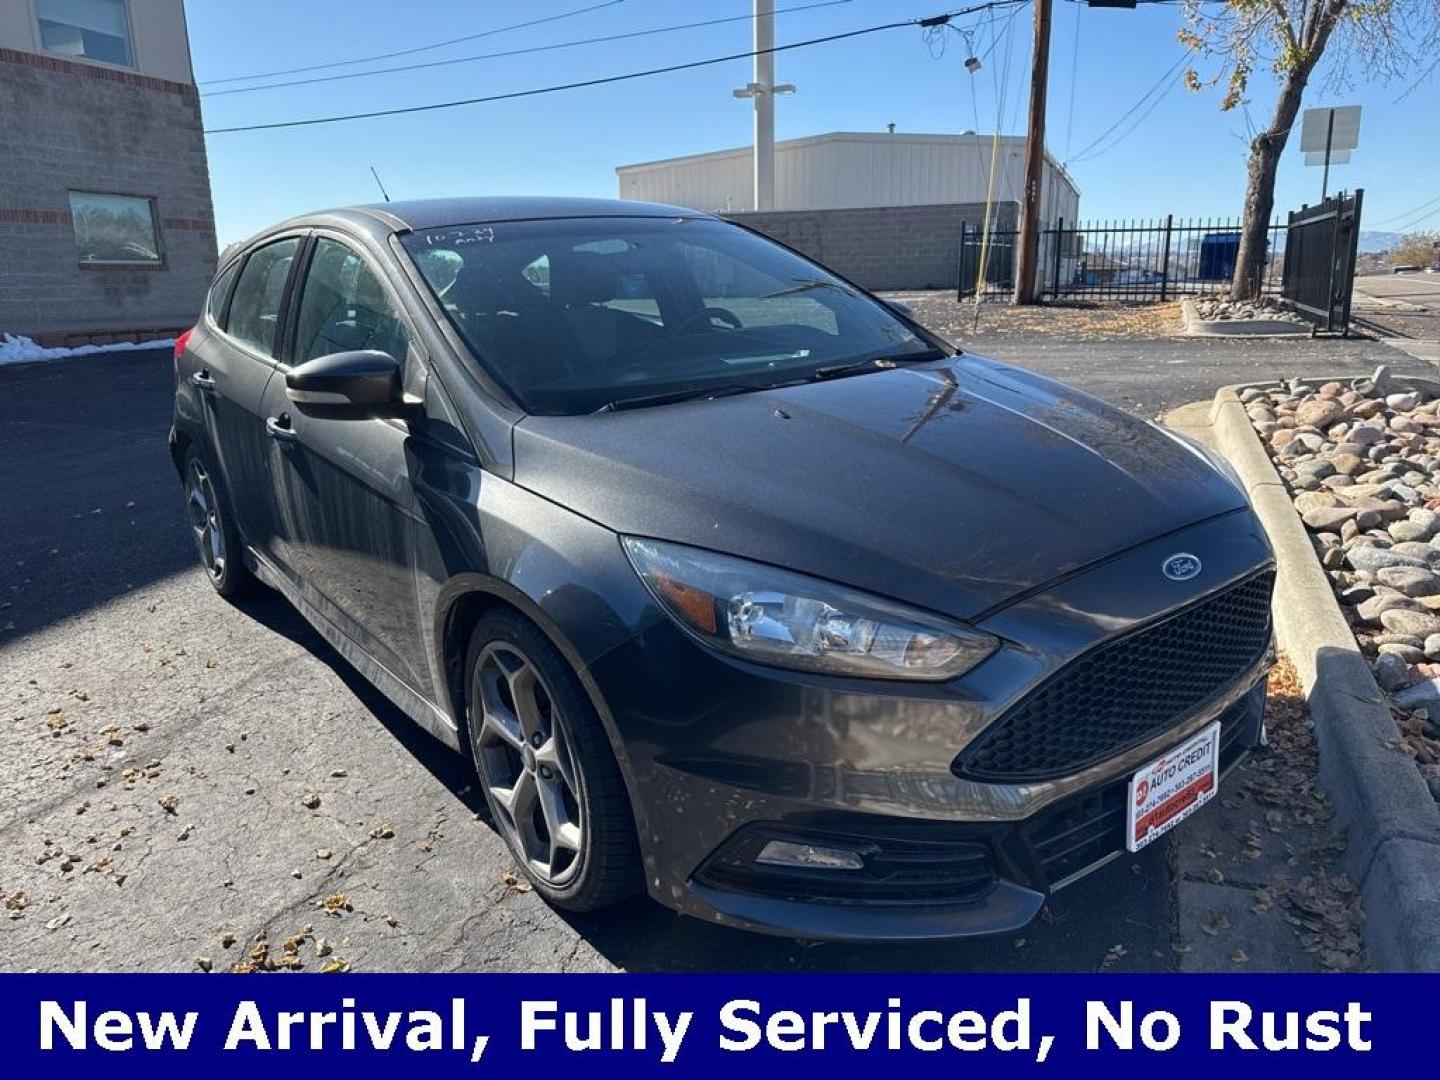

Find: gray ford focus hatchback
[170,197,1274,939]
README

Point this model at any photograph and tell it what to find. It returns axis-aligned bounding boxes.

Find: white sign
[1300,105,1361,155]
[1126,721,1221,852]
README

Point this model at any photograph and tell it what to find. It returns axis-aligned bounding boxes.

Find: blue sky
[187,0,1440,247]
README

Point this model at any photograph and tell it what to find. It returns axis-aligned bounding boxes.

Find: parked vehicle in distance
[170,197,1274,939]
[1392,265,1421,274]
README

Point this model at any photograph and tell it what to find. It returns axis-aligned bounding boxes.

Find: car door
[194,235,302,561]
[261,233,432,696]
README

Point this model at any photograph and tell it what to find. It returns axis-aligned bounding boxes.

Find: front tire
[181,446,253,599]
[464,610,641,911]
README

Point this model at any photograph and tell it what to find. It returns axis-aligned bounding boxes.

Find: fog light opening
[755,839,865,871]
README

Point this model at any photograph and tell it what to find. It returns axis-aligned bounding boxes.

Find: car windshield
[401,216,942,415]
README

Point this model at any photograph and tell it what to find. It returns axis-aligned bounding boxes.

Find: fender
[432,571,660,858]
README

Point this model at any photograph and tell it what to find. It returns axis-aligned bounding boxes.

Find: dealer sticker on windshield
[1126,721,1221,852]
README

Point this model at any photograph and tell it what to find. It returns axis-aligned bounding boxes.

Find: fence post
[956,222,968,301]
[1051,218,1064,299]
[1159,214,1174,302]
[1340,188,1364,337]
[1327,193,1343,333]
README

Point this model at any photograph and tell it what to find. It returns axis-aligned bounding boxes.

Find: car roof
[223,197,721,268]
[334,196,710,233]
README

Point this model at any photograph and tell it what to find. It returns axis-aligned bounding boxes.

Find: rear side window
[226,237,300,357]
[293,238,411,364]
[207,260,240,327]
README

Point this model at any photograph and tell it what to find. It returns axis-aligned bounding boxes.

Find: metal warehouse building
[617,131,1079,291]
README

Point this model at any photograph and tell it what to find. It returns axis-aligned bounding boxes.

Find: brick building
[616,131,1079,292]
[0,0,215,345]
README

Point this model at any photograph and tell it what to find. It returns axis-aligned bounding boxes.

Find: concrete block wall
[0,47,216,344]
[725,202,1018,291]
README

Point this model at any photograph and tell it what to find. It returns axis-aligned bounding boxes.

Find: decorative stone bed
[1244,376,1440,804]
[1191,296,1310,327]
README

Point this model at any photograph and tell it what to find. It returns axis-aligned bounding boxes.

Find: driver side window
[293,238,411,365]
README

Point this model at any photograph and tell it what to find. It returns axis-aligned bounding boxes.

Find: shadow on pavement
[1,350,193,644]
[227,586,489,821]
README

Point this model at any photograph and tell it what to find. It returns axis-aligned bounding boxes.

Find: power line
[200,0,626,86]
[204,2,1028,136]
[1067,47,1193,163]
[203,0,854,99]
[1061,0,1081,158]
[1367,192,1440,228]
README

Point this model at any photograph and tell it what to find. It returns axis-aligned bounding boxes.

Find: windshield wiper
[593,382,786,413]
[810,349,950,382]
[760,278,854,300]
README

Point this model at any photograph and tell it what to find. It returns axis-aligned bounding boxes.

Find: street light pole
[754,0,776,211]
[734,0,794,211]
[1014,0,1052,305]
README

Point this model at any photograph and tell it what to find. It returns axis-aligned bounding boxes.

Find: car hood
[511,355,1248,621]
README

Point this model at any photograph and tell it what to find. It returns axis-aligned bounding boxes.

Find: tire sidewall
[464,612,600,906]
[181,444,247,597]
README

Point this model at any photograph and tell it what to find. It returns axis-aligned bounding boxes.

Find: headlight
[622,537,998,680]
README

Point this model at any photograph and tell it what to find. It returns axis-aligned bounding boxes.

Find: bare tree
[1181,0,1439,300]
[1390,231,1440,268]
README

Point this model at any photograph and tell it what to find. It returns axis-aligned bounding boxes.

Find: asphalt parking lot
[1,325,1416,972]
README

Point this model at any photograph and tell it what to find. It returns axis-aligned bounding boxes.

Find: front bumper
[585,509,1274,940]
[685,680,1263,940]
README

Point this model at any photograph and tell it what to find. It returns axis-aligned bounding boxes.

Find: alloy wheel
[185,458,226,581]
[473,642,584,885]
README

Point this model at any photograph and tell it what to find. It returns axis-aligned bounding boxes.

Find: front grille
[1024,696,1257,885]
[956,571,1274,783]
[695,826,996,907]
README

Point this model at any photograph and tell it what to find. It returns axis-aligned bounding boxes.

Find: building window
[36,0,133,67]
[68,191,162,265]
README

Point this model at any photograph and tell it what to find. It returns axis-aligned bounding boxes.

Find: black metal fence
[1281,190,1363,334]
[958,216,1288,302]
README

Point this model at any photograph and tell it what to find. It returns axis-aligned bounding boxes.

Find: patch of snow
[0,333,175,367]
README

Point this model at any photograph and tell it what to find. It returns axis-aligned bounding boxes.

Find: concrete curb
[1181,297,1311,338]
[1210,375,1440,971]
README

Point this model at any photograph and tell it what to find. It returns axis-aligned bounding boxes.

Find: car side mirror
[884,299,915,320]
[285,350,416,420]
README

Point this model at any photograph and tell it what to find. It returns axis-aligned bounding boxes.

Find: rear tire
[181,445,254,599]
[464,609,641,911]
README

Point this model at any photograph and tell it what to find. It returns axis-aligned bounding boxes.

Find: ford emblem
[1162,553,1202,581]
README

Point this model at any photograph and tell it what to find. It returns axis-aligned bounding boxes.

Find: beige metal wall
[617,132,1080,223]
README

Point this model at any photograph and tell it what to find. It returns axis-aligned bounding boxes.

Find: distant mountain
[1358,231,1402,253]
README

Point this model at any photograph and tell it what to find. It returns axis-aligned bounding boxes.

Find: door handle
[190,370,217,392]
[265,415,298,443]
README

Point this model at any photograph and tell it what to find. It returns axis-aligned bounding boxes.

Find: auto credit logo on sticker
[1162,552,1202,581]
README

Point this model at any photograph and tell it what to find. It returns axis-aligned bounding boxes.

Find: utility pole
[734,0,794,211]
[1014,0,1052,304]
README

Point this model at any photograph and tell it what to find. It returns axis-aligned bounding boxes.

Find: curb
[1210,376,1440,971]
[1181,298,1311,338]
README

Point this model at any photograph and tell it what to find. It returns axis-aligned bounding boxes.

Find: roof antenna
[369,165,391,203]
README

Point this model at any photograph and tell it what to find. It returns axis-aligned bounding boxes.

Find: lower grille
[956,571,1274,783]
[1024,696,1257,886]
[695,826,996,907]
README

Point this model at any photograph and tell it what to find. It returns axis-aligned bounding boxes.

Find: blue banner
[0,974,1423,1075]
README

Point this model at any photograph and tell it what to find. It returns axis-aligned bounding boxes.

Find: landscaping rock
[1376,566,1440,597]
[1377,643,1427,664]
[1374,652,1418,691]
[1302,507,1357,532]
[1296,398,1346,428]
[1379,608,1440,639]
[1392,677,1440,711]
[1356,592,1415,624]
[1346,546,1428,573]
